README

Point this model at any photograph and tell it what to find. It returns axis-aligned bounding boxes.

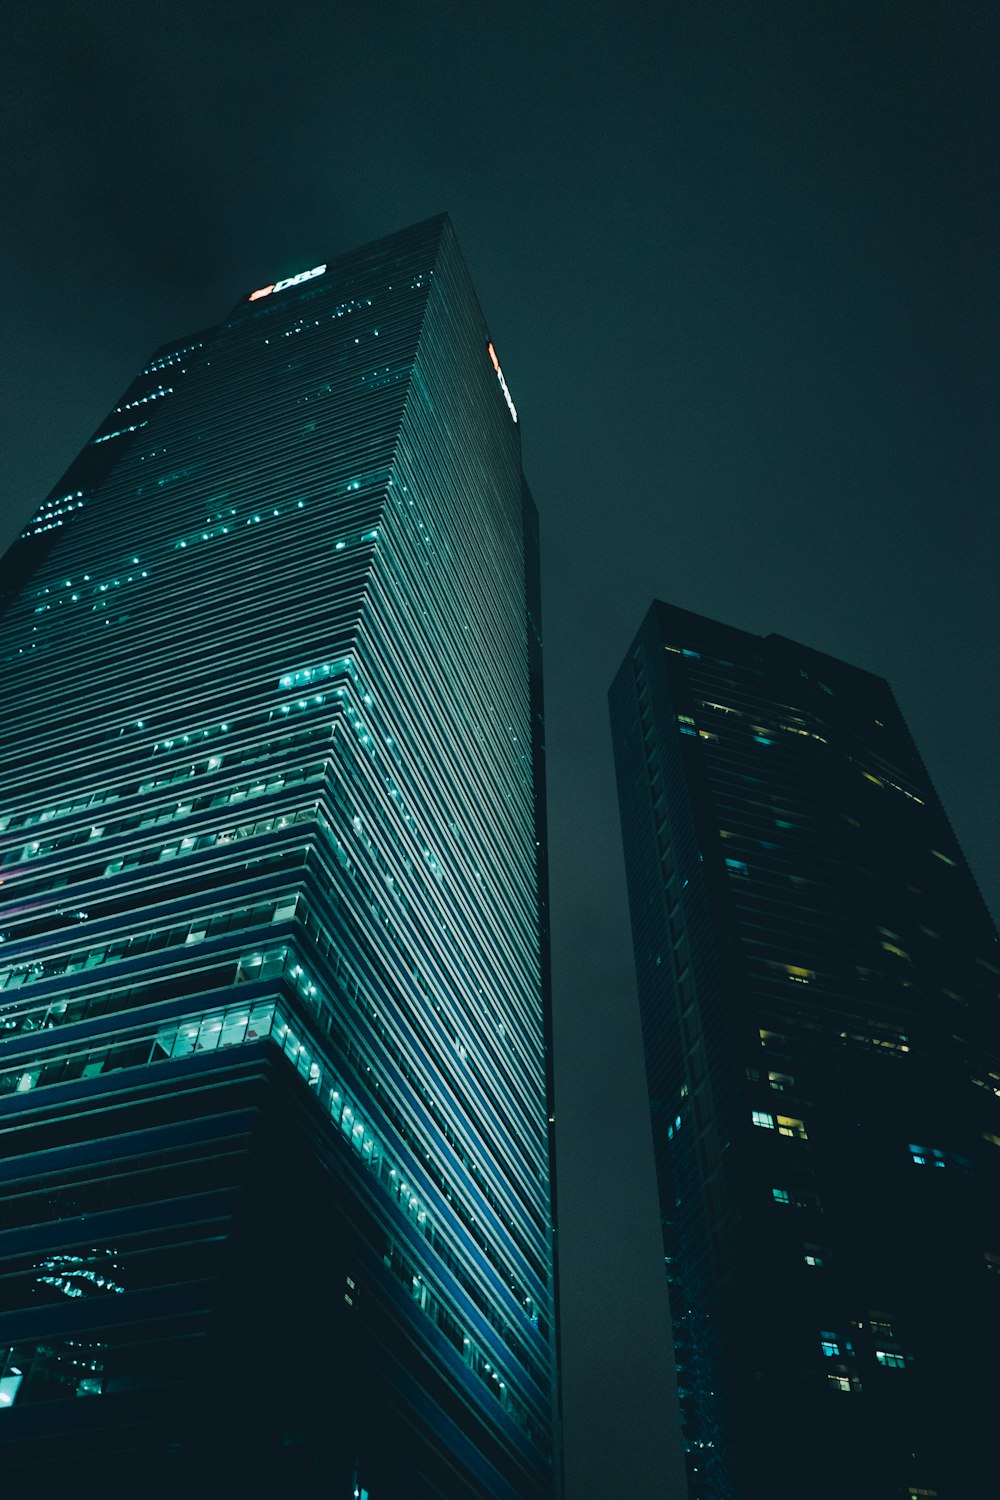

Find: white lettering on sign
[248,264,327,302]
[487,342,518,424]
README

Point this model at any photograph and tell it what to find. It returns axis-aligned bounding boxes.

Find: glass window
[220,1010,249,1047]
[0,1348,24,1410]
[195,1014,224,1051]
[247,1002,274,1039]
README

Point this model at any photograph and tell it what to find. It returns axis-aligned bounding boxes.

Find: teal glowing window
[92,421,148,444]
[0,1349,23,1409]
[909,1144,972,1171]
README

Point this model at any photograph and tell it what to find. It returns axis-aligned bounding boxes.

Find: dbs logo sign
[248,264,327,301]
[487,342,518,424]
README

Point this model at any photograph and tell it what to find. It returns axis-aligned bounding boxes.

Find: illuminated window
[875,1350,908,1369]
[802,1243,829,1268]
[772,1187,790,1204]
[752,1110,776,1130]
[820,1333,840,1357]
[909,1144,972,1172]
[0,1348,23,1410]
[840,1024,910,1056]
[92,420,148,444]
[768,1071,794,1091]
[777,1115,808,1140]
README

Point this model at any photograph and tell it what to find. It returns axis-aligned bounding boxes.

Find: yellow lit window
[759,1028,785,1047]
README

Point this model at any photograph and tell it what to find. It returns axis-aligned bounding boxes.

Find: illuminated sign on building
[248,264,327,302]
[487,342,518,424]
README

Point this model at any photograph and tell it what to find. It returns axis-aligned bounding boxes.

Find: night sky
[3,4,997,1495]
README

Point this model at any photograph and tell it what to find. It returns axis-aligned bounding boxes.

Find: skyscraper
[610,600,1000,1500]
[0,217,556,1498]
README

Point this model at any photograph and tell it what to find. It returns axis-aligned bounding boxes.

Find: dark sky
[3,4,997,1495]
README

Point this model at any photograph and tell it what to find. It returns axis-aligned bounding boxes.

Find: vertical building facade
[611,601,1000,1500]
[0,217,556,1498]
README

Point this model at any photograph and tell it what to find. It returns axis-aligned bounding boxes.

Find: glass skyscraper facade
[0,216,556,1497]
[611,600,999,1500]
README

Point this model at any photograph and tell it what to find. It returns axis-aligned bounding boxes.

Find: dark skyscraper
[0,217,556,1498]
[610,600,999,1500]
